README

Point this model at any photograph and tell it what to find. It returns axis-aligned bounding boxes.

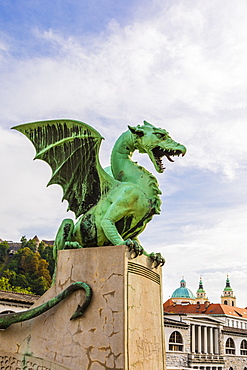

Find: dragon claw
[125,239,144,258]
[149,252,165,267]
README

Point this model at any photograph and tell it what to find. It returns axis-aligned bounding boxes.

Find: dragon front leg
[143,251,166,267]
[125,238,165,267]
[125,238,144,258]
[125,239,165,267]
[100,186,146,258]
[100,188,163,265]
[101,218,143,258]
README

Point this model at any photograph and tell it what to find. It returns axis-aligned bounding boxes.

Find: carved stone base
[0,245,165,369]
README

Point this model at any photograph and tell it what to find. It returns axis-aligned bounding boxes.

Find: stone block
[0,245,165,369]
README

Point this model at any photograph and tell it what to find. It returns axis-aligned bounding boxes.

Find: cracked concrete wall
[0,245,165,370]
[127,258,165,369]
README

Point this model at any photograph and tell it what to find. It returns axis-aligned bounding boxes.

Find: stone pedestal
[0,245,165,369]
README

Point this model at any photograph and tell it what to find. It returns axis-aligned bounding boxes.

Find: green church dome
[171,278,196,299]
[171,287,196,299]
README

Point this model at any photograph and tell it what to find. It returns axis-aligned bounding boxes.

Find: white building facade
[164,277,247,370]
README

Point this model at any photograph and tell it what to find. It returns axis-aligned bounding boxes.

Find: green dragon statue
[0,119,185,330]
[13,119,186,268]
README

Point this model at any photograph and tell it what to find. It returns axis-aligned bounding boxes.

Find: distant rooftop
[163,300,247,319]
[0,290,40,305]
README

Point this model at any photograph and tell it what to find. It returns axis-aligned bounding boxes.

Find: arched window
[0,310,15,315]
[240,340,247,355]
[169,331,183,351]
[224,300,228,305]
[225,338,235,354]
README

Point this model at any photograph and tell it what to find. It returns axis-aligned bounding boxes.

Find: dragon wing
[12,119,118,218]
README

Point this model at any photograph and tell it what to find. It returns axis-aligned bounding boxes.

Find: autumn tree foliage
[0,241,9,262]
[0,237,55,295]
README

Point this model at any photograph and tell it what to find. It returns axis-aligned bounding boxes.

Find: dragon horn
[143,120,153,127]
[128,125,144,137]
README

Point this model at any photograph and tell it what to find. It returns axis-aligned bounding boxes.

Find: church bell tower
[221,275,236,306]
[196,277,208,304]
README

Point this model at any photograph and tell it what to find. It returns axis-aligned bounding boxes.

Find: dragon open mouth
[152,147,184,172]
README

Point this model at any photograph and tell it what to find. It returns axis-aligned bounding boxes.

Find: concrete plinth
[0,245,165,369]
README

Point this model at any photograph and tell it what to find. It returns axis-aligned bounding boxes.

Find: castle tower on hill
[196,277,208,304]
[221,275,236,306]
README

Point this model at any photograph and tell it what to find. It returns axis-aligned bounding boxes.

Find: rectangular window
[169,344,183,351]
[226,348,235,354]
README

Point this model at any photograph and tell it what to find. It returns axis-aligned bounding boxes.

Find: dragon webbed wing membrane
[12,119,117,218]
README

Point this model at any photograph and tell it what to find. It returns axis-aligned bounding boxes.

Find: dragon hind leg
[52,219,82,284]
[53,219,75,260]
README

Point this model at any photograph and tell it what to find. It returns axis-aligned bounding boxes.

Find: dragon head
[128,121,186,173]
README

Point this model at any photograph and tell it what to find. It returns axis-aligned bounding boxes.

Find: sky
[0,0,247,307]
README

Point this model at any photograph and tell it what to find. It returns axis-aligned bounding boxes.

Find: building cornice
[222,326,247,337]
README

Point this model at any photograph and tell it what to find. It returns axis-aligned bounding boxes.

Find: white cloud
[0,0,247,306]
[1,1,247,178]
[161,204,247,307]
[0,127,75,240]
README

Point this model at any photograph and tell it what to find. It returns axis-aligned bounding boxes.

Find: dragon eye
[154,132,165,139]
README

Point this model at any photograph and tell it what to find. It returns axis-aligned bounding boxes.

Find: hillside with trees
[0,237,55,295]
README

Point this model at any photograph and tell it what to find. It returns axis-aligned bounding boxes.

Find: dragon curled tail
[0,282,92,330]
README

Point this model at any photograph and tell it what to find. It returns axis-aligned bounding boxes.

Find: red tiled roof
[163,299,247,318]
